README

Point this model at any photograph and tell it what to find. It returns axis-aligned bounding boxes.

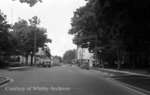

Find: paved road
[0,65,146,95]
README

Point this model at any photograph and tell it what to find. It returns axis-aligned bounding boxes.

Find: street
[0,65,145,95]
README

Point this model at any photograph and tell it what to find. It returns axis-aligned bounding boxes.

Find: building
[17,47,51,66]
[35,48,51,66]
[76,46,94,67]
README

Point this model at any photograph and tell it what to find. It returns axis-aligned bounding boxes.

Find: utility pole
[29,16,40,65]
[33,27,37,65]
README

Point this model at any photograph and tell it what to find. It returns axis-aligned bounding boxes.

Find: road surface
[0,65,145,95]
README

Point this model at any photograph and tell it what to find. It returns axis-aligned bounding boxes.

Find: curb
[0,77,11,87]
[8,66,30,71]
[95,68,150,95]
[94,67,150,77]
[92,68,150,94]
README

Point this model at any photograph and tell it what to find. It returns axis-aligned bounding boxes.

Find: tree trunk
[31,54,33,66]
[96,51,101,67]
[25,55,28,65]
[116,60,121,70]
[117,49,121,70]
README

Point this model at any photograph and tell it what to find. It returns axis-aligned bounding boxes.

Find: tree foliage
[13,17,51,64]
[0,11,18,67]
[0,11,12,56]
[69,0,150,69]
[63,49,76,64]
[13,0,42,7]
[43,46,51,58]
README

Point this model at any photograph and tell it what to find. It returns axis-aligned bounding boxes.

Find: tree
[0,12,12,53]
[53,56,62,63]
[13,17,51,65]
[63,49,76,64]
[12,0,42,7]
[13,19,31,64]
[0,0,43,67]
[43,46,51,59]
[69,0,150,70]
[69,0,103,66]
[0,11,12,54]
[0,11,17,67]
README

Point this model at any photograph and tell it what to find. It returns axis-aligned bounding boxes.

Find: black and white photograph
[0,0,150,95]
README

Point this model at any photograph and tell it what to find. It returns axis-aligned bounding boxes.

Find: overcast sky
[0,0,86,57]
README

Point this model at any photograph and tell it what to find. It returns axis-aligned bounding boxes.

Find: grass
[115,75,150,91]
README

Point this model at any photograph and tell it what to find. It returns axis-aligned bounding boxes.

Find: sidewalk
[0,66,31,86]
[93,67,150,94]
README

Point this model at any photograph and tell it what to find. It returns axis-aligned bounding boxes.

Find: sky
[0,0,86,57]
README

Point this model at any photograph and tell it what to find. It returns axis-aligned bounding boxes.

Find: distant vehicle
[36,56,51,67]
[42,61,51,67]
[5,55,23,67]
[77,59,90,70]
